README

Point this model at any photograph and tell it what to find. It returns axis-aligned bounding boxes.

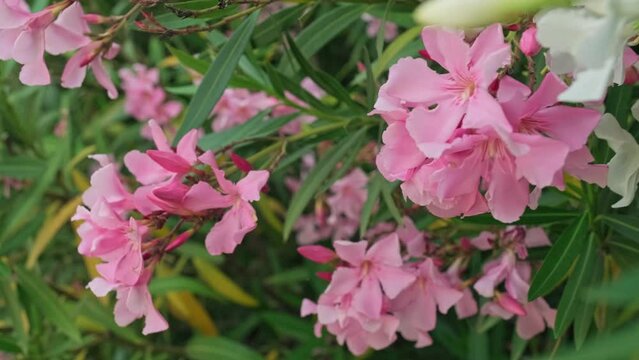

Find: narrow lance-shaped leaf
[15,267,81,342]
[528,212,589,300]
[360,172,384,236]
[174,10,260,143]
[554,233,599,338]
[187,336,262,360]
[600,214,639,242]
[573,250,603,350]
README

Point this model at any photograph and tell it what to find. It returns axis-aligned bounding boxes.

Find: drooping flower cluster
[211,77,325,134]
[72,121,269,334]
[119,64,183,136]
[373,25,607,223]
[0,0,121,98]
[300,221,556,355]
[292,168,368,244]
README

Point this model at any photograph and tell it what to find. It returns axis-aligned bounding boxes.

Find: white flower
[536,0,639,102]
[594,106,639,207]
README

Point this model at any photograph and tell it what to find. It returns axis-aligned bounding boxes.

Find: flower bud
[520,26,541,56]
[231,152,253,173]
[165,230,193,252]
[496,292,527,316]
[298,245,337,264]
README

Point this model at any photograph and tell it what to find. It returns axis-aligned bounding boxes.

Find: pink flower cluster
[72,121,269,334]
[299,220,556,355]
[0,0,120,98]
[211,78,324,134]
[373,25,607,223]
[361,13,398,42]
[292,168,368,244]
[119,64,183,133]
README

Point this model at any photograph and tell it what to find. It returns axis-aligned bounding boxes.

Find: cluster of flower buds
[372,24,607,223]
[0,0,125,98]
[72,121,269,334]
[299,219,556,355]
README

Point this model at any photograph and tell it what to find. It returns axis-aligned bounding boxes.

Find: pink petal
[530,106,601,151]
[513,133,569,187]
[18,58,50,85]
[366,233,403,266]
[333,240,368,266]
[123,150,171,185]
[147,150,192,173]
[352,276,383,319]
[383,57,447,104]
[377,266,416,299]
[421,26,469,73]
[524,227,551,248]
[468,24,510,87]
[523,73,567,114]
[182,182,232,211]
[405,105,463,158]
[237,170,269,202]
[61,47,89,88]
[0,0,30,28]
[463,89,511,133]
[297,245,337,264]
[0,28,21,60]
[205,203,256,255]
[486,158,529,223]
[376,122,426,181]
[90,56,118,99]
[175,129,200,164]
[44,23,88,55]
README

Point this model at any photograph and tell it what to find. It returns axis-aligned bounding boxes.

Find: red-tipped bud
[83,13,107,24]
[298,245,336,264]
[497,293,527,317]
[460,238,473,252]
[231,152,252,173]
[488,78,500,95]
[432,257,444,268]
[356,62,366,73]
[418,49,432,61]
[506,23,521,31]
[134,21,146,29]
[165,230,193,252]
[625,67,639,85]
[316,271,333,281]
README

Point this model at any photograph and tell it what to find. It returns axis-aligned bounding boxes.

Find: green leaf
[528,212,589,300]
[284,32,362,109]
[199,112,296,152]
[0,264,27,352]
[76,297,145,345]
[149,276,223,300]
[175,10,260,143]
[166,44,209,74]
[510,334,527,360]
[1,144,65,245]
[600,214,639,242]
[573,251,602,350]
[461,207,580,225]
[554,233,598,338]
[261,311,315,342]
[280,4,367,72]
[283,127,368,241]
[381,181,403,225]
[186,336,262,360]
[538,321,639,360]
[254,5,306,45]
[360,172,384,236]
[0,336,22,354]
[588,265,639,305]
[14,267,81,342]
[0,157,45,179]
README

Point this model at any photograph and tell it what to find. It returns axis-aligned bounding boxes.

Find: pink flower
[519,25,540,56]
[0,0,89,85]
[204,168,269,255]
[61,40,120,99]
[273,77,325,134]
[446,259,478,319]
[212,88,277,131]
[328,235,416,319]
[88,269,168,335]
[327,169,368,225]
[361,13,398,41]
[119,64,183,126]
[391,258,463,347]
[376,24,512,158]
[81,161,132,215]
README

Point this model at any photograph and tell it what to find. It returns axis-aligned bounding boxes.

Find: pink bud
[418,49,432,61]
[297,245,336,264]
[231,152,252,173]
[356,62,366,73]
[316,271,333,281]
[506,24,521,31]
[497,293,527,316]
[625,67,639,85]
[165,230,193,252]
[520,26,541,57]
[83,14,106,24]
